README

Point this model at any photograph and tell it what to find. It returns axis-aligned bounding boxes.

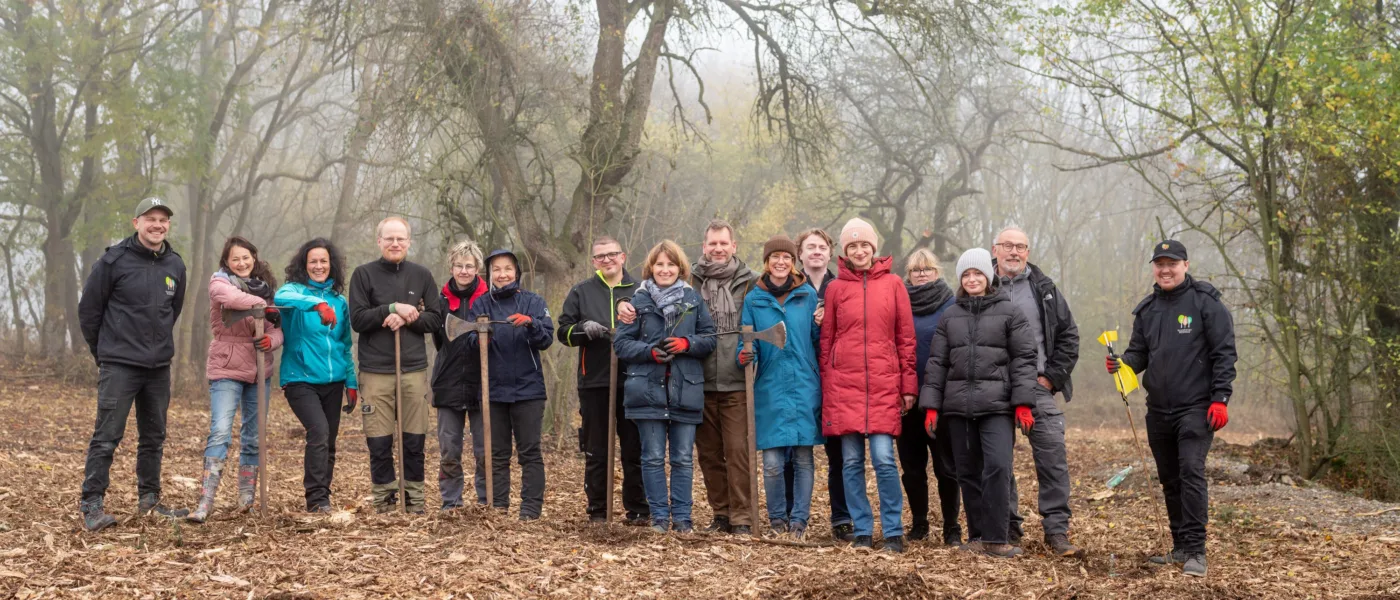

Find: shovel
[221,305,278,517]
[445,313,498,507]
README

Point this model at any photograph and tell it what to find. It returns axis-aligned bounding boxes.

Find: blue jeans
[841,434,904,539]
[635,419,697,527]
[763,446,814,525]
[205,379,268,466]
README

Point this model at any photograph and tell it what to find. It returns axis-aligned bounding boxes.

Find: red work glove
[663,337,690,354]
[1105,354,1120,374]
[1207,402,1229,431]
[507,313,533,327]
[343,388,359,414]
[924,409,938,437]
[315,302,338,327]
[1015,405,1035,435]
[651,348,672,363]
[254,335,273,352]
[738,349,755,366]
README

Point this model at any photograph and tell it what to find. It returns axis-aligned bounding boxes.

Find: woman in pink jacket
[187,237,284,522]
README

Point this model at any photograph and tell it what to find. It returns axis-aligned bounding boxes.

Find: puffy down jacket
[918,289,1038,418]
[818,256,917,437]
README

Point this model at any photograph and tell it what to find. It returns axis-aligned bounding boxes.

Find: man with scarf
[349,216,444,513]
[691,219,758,535]
[992,226,1083,558]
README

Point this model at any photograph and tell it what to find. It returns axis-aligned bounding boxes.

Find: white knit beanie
[955,248,995,287]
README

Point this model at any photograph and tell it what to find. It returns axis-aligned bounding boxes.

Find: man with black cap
[77,197,189,531]
[1107,239,1236,577]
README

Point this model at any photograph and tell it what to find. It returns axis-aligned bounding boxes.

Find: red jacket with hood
[819,255,917,436]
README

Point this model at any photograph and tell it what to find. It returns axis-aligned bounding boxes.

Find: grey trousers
[1010,386,1073,539]
[437,406,486,509]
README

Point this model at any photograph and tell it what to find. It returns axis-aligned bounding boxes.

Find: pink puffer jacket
[206,274,283,383]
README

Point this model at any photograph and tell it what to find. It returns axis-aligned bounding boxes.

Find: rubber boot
[79,497,117,532]
[139,493,190,519]
[186,457,224,524]
[236,465,257,512]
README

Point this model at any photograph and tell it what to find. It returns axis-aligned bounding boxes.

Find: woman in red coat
[819,218,918,552]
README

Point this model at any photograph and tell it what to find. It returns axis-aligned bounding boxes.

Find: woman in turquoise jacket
[738,235,823,539]
[274,238,358,512]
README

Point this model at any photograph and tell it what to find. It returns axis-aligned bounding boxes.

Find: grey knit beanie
[955,248,995,287]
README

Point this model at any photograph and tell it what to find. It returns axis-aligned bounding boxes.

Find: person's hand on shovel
[343,388,359,414]
[254,335,274,352]
[580,320,610,339]
[383,313,407,331]
[738,348,755,366]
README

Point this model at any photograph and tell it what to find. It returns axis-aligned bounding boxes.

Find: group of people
[75,198,1237,578]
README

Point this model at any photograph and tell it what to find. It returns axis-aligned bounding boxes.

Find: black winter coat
[556,270,638,389]
[430,278,487,411]
[999,262,1081,401]
[1121,275,1237,413]
[78,234,188,368]
[918,289,1039,418]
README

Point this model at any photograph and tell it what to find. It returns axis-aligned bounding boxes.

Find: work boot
[883,536,905,553]
[624,513,651,527]
[673,521,693,534]
[139,493,189,519]
[186,457,225,523]
[371,483,399,514]
[730,525,752,536]
[831,522,855,542]
[651,521,670,534]
[79,498,117,532]
[790,520,808,540]
[1148,548,1188,565]
[404,480,426,514]
[703,515,731,534]
[1047,533,1086,559]
[958,540,985,554]
[943,531,963,547]
[307,504,332,514]
[907,521,930,541]
[852,535,874,548]
[1182,554,1207,577]
[769,519,789,534]
[236,466,257,512]
[983,543,1024,559]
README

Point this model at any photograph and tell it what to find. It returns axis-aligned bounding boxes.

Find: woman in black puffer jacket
[917,247,1038,559]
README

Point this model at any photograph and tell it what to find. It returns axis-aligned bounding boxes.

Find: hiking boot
[404,481,426,514]
[79,498,117,532]
[791,520,808,540]
[236,466,257,512]
[703,516,731,534]
[406,503,426,515]
[730,525,752,536]
[371,483,398,514]
[186,457,224,524]
[769,519,789,534]
[883,536,905,553]
[958,540,985,553]
[1046,533,1086,559]
[625,514,651,527]
[831,522,855,542]
[139,493,189,519]
[307,504,332,514]
[907,521,929,541]
[983,543,1024,558]
[1007,526,1023,545]
[1182,553,1207,577]
[651,521,670,534]
[673,522,694,534]
[852,535,874,548]
[943,532,963,547]
[1148,548,1188,565]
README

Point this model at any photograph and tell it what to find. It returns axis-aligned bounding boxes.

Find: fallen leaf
[210,574,251,587]
[446,552,467,564]
[1088,489,1116,502]
[0,571,25,579]
[0,548,26,558]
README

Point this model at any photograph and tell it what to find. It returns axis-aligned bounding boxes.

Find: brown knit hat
[762,234,799,265]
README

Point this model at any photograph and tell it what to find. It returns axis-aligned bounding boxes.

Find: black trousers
[284,382,344,509]
[490,399,547,518]
[947,414,1015,545]
[1146,406,1215,554]
[897,408,961,537]
[82,363,171,502]
[579,387,648,519]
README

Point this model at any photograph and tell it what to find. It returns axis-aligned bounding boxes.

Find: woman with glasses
[430,239,490,510]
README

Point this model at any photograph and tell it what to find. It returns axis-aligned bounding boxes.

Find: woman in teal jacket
[738,235,823,539]
[274,238,358,512]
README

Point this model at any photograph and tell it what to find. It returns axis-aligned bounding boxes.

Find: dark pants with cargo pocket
[579,387,648,520]
[82,363,172,502]
[1146,405,1214,555]
[284,382,344,510]
[438,406,487,508]
[1009,386,1073,540]
[948,414,1015,545]
[490,398,547,518]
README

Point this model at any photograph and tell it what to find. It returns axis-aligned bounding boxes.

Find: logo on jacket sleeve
[1177,314,1193,333]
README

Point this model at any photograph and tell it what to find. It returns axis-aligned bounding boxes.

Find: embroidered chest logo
[1177,314,1194,334]
[164,276,177,296]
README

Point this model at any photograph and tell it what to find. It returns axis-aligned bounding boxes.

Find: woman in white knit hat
[917,247,1039,558]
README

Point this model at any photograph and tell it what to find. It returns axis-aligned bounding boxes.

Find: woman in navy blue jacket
[614,240,717,533]
[898,248,962,545]
[465,249,554,520]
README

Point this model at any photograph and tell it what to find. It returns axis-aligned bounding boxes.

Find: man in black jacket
[77,197,189,531]
[556,236,649,525]
[992,227,1082,558]
[349,216,444,513]
[1108,240,1236,578]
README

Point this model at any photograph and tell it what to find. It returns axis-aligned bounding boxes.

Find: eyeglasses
[909,268,938,276]
[451,263,479,273]
[995,242,1029,253]
[380,237,409,245]
[592,251,623,263]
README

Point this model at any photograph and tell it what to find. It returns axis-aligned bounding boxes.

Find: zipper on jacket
[863,274,870,433]
[966,301,978,419]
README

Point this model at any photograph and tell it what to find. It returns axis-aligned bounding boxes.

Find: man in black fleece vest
[349,216,443,513]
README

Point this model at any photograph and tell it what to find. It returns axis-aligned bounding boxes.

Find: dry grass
[1,368,1398,599]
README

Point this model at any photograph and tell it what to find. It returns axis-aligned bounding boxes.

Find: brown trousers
[696,390,753,526]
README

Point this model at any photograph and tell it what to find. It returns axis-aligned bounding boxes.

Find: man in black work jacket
[1107,240,1236,578]
[556,235,649,525]
[77,197,190,531]
[349,216,444,513]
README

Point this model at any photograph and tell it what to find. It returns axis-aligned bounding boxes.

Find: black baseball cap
[1150,240,1188,262]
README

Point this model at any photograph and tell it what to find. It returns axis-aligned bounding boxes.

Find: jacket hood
[120,232,175,260]
[486,249,521,291]
[836,255,893,281]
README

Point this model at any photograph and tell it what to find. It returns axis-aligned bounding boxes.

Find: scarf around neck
[758,271,804,303]
[639,279,692,327]
[443,276,481,312]
[907,280,954,316]
[217,268,274,303]
[695,256,741,331]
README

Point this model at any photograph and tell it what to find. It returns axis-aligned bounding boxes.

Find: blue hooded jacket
[274,279,357,389]
[465,250,554,404]
[614,283,717,424]
[739,280,823,449]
